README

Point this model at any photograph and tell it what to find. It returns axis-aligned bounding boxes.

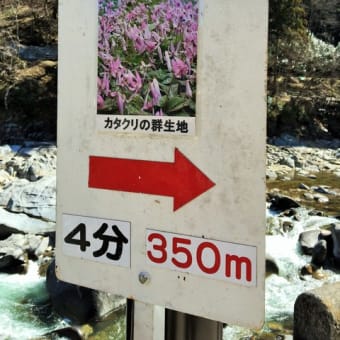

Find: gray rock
[308,174,317,179]
[17,45,58,61]
[0,207,55,238]
[298,183,310,190]
[266,255,279,276]
[0,178,29,205]
[0,233,45,254]
[0,169,11,186]
[34,236,50,258]
[266,215,281,235]
[308,210,324,217]
[0,145,12,156]
[0,234,44,271]
[314,194,329,203]
[294,282,340,340]
[268,193,300,212]
[282,220,294,233]
[280,156,295,168]
[266,169,277,180]
[46,260,97,323]
[299,230,321,255]
[0,176,56,222]
[311,240,327,266]
[303,192,314,200]
[313,186,335,195]
[2,145,56,181]
[42,326,86,340]
[336,149,340,159]
[294,157,305,168]
[0,254,25,272]
[45,261,123,324]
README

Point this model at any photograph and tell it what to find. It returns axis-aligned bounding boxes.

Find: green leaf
[168,84,179,97]
[159,95,168,108]
[161,77,173,85]
[188,99,196,111]
[167,96,188,113]
[126,95,144,115]
[148,69,171,81]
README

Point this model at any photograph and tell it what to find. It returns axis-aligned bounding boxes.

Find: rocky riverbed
[0,137,339,339]
[267,135,340,217]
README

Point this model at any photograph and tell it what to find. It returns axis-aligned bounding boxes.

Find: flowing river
[224,208,340,339]
[0,261,65,339]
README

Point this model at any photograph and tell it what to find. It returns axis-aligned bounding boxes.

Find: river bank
[0,137,339,339]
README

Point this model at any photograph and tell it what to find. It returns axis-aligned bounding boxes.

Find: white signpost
[56,0,268,330]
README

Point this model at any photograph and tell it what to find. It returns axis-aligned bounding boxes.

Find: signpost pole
[128,300,165,340]
[165,310,223,340]
[128,303,223,340]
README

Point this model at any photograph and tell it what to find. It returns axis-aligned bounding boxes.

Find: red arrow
[88,148,215,211]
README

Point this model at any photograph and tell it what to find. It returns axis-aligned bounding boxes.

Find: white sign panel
[56,0,267,328]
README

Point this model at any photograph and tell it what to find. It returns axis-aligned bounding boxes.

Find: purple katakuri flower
[97,95,105,109]
[154,109,164,116]
[185,80,192,98]
[171,57,189,78]
[150,78,161,105]
[164,51,172,72]
[117,92,125,114]
[123,71,143,93]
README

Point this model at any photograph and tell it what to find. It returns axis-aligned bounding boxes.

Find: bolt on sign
[57,0,268,328]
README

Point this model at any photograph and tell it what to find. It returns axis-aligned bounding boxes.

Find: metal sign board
[56,0,267,328]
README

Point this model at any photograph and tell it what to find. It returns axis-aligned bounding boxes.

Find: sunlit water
[224,209,340,339]
[0,261,65,340]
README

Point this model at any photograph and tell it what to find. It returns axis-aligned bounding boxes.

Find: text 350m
[146,229,257,286]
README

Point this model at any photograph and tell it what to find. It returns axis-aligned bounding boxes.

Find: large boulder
[298,229,320,255]
[2,144,57,181]
[266,254,279,276]
[311,239,327,266]
[0,207,55,239]
[294,282,340,340]
[41,325,92,340]
[46,260,97,324]
[0,176,56,222]
[0,233,49,272]
[46,260,125,324]
[267,193,300,212]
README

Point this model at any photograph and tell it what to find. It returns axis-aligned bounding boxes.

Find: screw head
[138,271,151,284]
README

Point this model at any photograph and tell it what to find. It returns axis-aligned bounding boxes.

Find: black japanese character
[93,223,128,261]
[140,119,151,130]
[104,117,113,129]
[163,119,176,132]
[176,120,189,133]
[113,117,122,130]
[121,118,131,130]
[132,119,139,130]
[151,119,163,132]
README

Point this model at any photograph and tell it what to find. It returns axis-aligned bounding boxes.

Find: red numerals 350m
[146,230,256,285]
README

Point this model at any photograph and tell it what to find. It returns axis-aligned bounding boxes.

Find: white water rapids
[224,209,340,339]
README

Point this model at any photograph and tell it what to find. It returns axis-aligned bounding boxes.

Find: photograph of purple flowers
[97,0,198,135]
